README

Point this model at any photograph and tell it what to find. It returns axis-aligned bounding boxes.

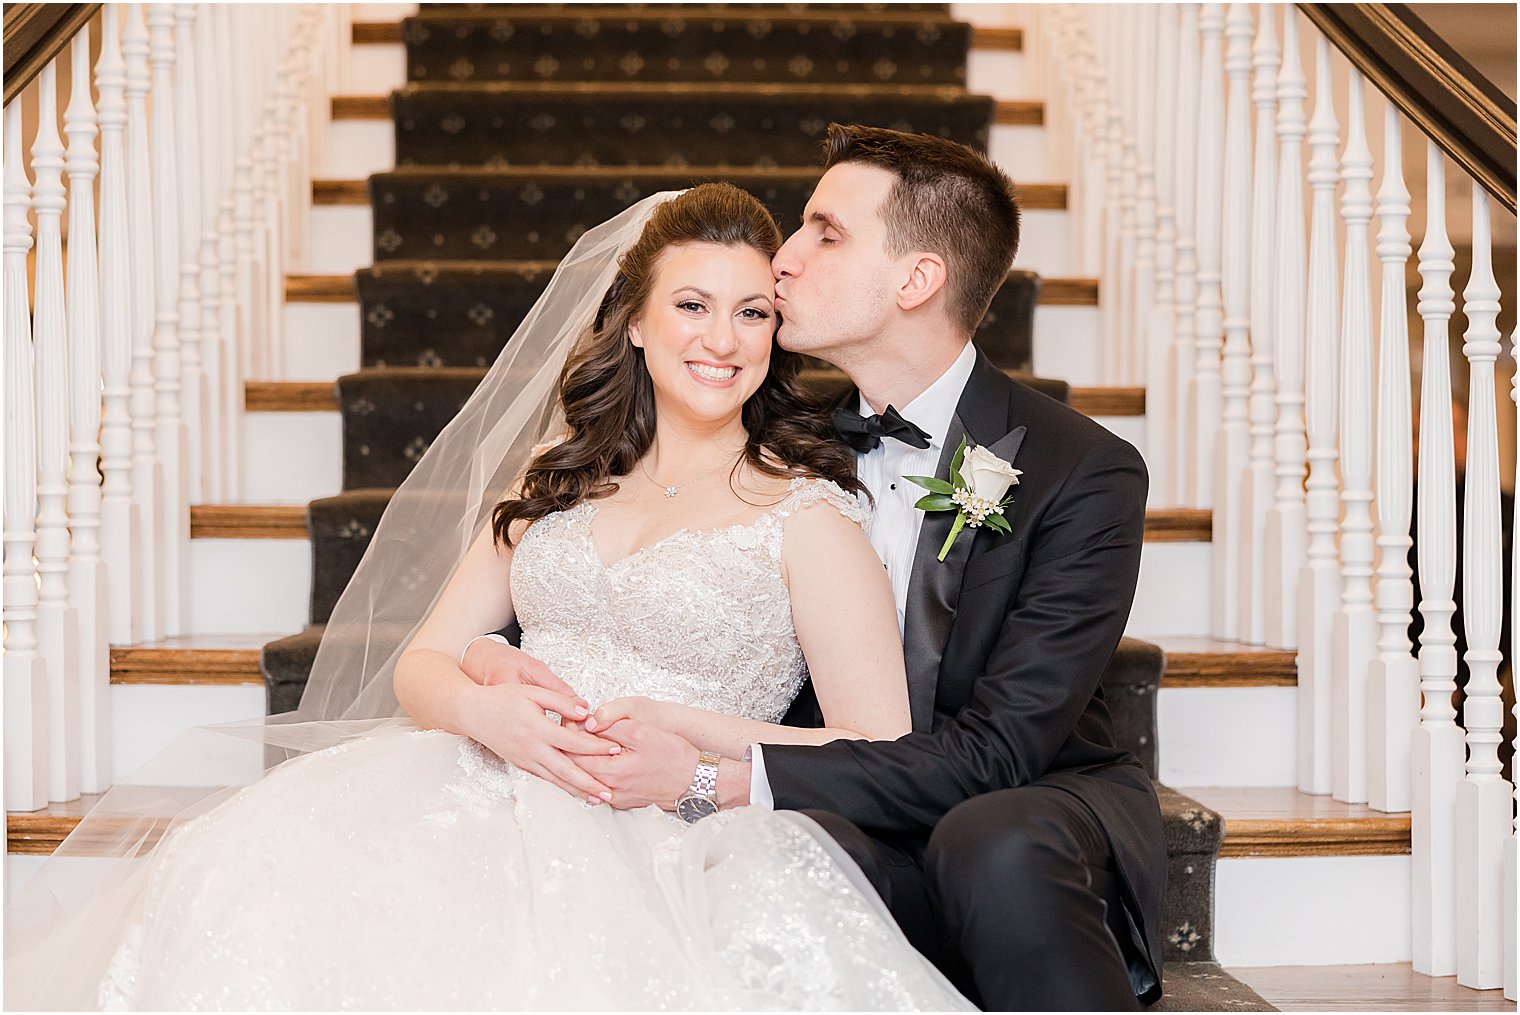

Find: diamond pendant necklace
[640,452,741,499]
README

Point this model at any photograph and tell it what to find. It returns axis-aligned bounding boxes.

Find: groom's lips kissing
[685,360,741,387]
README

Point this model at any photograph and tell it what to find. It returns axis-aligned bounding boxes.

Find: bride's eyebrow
[672,285,715,300]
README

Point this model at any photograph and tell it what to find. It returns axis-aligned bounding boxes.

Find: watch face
[676,795,718,823]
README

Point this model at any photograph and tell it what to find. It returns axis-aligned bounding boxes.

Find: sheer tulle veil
[4,192,681,1008]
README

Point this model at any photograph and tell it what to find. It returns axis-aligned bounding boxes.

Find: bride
[5,185,973,1011]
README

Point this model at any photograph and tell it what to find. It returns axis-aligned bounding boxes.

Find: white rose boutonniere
[905,437,1021,561]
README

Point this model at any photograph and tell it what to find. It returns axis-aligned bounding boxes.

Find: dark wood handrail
[1300,3,1516,216]
[4,3,101,106]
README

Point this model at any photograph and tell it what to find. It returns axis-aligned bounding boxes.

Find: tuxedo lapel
[901,352,1026,731]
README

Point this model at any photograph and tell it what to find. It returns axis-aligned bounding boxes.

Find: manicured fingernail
[586,795,600,806]
[573,706,589,718]
[608,745,622,755]
[599,791,613,802]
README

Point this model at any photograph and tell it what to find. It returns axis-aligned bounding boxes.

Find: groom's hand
[461,637,578,698]
[578,720,698,810]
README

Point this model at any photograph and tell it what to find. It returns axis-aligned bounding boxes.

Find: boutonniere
[905,438,1021,561]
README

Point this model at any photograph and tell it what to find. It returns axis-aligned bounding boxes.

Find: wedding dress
[83,478,972,1011]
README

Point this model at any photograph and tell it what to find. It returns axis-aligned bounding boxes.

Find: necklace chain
[640,452,742,499]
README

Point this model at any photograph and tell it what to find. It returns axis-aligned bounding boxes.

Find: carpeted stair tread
[356,263,1039,372]
[389,81,994,168]
[402,9,970,87]
[366,167,1062,263]
[1155,963,1275,1011]
[1157,784,1226,964]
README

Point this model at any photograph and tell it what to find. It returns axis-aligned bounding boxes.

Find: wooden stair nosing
[9,799,1406,859]
[1161,650,1297,688]
[285,272,1098,307]
[190,502,1211,543]
[110,644,264,686]
[351,20,1023,49]
[312,175,1069,210]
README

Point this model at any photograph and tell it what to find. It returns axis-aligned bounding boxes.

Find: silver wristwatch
[675,751,722,823]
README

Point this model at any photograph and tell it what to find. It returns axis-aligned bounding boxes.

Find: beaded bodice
[510,477,868,721]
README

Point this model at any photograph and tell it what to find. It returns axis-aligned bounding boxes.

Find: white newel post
[1410,141,1462,977]
[1454,187,1511,991]
[97,5,142,650]
[31,61,83,804]
[1110,6,1139,386]
[64,28,113,796]
[215,5,246,503]
[148,3,191,637]
[1170,3,1201,506]
[1210,3,1253,638]
[233,4,271,389]
[1145,2,1178,507]
[1095,13,1122,385]
[125,2,164,641]
[194,3,227,504]
[1296,33,1342,795]
[173,7,206,508]
[1365,99,1417,814]
[1130,5,1158,395]
[1263,8,1306,651]
[1331,68,1377,806]
[1188,4,1225,509]
[1239,3,1278,645]
[254,11,287,384]
[4,101,51,812]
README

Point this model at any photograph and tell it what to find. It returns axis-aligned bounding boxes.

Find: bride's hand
[461,638,580,698]
[462,683,623,805]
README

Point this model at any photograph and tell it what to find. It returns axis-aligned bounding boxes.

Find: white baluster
[1239,4,1278,645]
[253,11,286,383]
[64,27,112,796]
[3,102,51,813]
[1410,142,1462,978]
[1210,2,1253,638]
[1296,33,1341,796]
[97,5,141,650]
[1188,3,1225,508]
[173,6,206,506]
[1455,186,1511,991]
[1264,8,1307,650]
[1365,99,1417,814]
[233,5,270,386]
[215,5,245,502]
[1130,6,1157,395]
[1505,325,1518,1003]
[125,2,164,640]
[1097,16,1124,384]
[1145,3,1179,507]
[31,60,82,803]
[1111,6,1139,385]
[1331,67,1377,805]
[1171,3,1201,505]
[148,3,191,637]
[194,2,227,504]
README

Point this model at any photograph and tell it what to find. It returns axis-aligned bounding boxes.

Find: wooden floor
[1231,964,1514,1011]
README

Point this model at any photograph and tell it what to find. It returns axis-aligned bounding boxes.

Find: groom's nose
[772,234,801,281]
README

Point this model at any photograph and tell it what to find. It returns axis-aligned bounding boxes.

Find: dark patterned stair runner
[260,6,1271,1005]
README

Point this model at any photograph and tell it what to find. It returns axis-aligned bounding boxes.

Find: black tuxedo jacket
[767,351,1166,995]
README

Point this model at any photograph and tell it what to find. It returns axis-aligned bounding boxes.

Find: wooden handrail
[3,3,100,105]
[1299,3,1516,216]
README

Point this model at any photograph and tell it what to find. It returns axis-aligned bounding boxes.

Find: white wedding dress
[79,478,971,1011]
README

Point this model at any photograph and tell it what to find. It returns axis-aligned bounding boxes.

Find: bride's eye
[737,307,772,321]
[677,300,707,314]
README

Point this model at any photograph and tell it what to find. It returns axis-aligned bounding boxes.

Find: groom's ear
[897,253,948,313]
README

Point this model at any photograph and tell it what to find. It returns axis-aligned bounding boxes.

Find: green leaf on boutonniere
[948,437,969,490]
[904,475,953,496]
[984,513,1012,534]
[913,493,956,512]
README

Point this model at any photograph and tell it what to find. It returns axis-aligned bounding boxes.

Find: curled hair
[492,183,863,546]
[824,123,1021,336]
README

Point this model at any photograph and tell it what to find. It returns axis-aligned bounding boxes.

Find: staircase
[10,4,1500,1009]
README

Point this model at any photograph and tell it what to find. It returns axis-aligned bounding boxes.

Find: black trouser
[801,784,1143,1012]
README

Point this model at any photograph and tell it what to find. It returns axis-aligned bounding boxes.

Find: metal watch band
[690,751,722,799]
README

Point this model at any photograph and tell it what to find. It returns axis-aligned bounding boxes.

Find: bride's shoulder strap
[776,476,870,530]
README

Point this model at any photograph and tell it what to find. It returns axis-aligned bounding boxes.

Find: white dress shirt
[750,342,978,807]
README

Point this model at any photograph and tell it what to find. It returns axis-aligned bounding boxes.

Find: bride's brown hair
[491,183,862,547]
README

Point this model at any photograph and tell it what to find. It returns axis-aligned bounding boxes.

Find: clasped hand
[460,640,697,809]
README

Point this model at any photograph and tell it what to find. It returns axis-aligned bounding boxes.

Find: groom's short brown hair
[823,123,1021,337]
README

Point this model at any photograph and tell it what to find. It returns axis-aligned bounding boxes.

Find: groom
[465,125,1167,1010]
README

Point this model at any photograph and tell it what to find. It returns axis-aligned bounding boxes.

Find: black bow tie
[832,405,933,454]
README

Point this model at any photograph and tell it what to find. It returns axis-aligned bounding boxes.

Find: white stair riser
[345,42,407,95]
[111,684,267,784]
[1128,541,1212,638]
[189,540,312,635]
[277,300,1099,383]
[1159,687,1297,787]
[1213,854,1412,966]
[242,412,344,504]
[967,48,1027,101]
[320,118,395,179]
